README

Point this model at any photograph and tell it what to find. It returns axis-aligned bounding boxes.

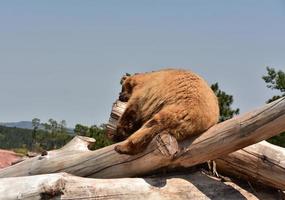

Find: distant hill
[0,121,36,129]
[0,121,74,133]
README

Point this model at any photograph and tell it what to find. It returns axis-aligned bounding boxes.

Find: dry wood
[106,100,127,139]
[109,99,285,190]
[0,172,280,200]
[215,141,285,190]
[0,97,285,189]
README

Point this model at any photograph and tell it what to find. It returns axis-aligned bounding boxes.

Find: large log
[0,97,285,188]
[215,141,285,190]
[0,172,280,200]
[110,99,285,190]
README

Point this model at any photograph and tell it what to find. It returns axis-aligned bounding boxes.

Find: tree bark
[215,141,285,190]
[0,172,280,200]
[0,97,285,191]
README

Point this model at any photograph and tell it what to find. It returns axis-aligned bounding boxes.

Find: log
[109,99,285,190]
[0,172,281,200]
[215,141,285,190]
[0,97,285,187]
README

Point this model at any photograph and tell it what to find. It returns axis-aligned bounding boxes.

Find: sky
[0,1,284,127]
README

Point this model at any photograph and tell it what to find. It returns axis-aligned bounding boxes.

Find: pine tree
[211,83,240,122]
[262,67,285,147]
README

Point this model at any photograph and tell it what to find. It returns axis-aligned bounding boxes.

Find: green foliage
[0,126,33,150]
[74,124,113,150]
[262,67,285,92]
[263,67,285,147]
[267,132,285,147]
[0,118,73,153]
[0,117,112,153]
[211,83,240,122]
[36,130,72,151]
[74,124,89,136]
[262,66,285,103]
[32,118,40,131]
[12,147,29,156]
[37,118,70,150]
[32,118,41,150]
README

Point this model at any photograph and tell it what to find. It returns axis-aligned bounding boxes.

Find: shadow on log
[0,98,285,191]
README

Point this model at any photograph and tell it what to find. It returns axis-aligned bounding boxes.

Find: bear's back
[133,69,219,128]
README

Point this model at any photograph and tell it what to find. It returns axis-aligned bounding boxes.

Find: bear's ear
[120,73,131,85]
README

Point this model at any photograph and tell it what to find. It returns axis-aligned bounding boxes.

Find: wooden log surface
[0,97,285,191]
[215,141,285,190]
[0,172,281,200]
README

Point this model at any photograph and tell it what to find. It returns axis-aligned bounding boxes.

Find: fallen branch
[0,172,280,200]
[0,98,285,188]
[215,141,285,190]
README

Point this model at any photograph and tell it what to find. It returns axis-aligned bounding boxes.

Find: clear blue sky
[0,1,284,127]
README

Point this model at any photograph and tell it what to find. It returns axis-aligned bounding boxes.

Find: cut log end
[106,100,127,140]
[156,133,179,158]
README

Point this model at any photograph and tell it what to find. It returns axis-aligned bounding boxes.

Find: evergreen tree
[89,124,113,150]
[262,67,285,147]
[74,124,113,149]
[32,118,41,131]
[59,120,67,134]
[262,66,285,103]
[31,118,40,151]
[74,124,89,136]
[211,83,240,122]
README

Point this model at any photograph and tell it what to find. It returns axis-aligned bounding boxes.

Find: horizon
[0,1,284,127]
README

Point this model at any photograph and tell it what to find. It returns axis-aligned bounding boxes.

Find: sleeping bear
[112,68,219,155]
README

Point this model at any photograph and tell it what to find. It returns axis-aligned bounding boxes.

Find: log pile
[0,97,285,199]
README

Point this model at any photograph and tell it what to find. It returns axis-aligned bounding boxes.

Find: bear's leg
[115,125,155,154]
[115,106,184,155]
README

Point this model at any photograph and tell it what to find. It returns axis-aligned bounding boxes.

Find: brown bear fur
[114,68,219,155]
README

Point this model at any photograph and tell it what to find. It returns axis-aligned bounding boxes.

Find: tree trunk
[0,172,281,200]
[215,141,285,190]
[0,98,285,191]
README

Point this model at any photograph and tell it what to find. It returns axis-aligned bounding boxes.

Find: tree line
[0,119,73,154]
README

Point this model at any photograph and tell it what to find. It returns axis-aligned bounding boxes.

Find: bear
[113,68,219,155]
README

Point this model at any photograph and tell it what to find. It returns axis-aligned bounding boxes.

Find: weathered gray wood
[106,100,127,139]
[215,141,285,190]
[108,100,285,190]
[0,97,285,185]
[0,172,280,200]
